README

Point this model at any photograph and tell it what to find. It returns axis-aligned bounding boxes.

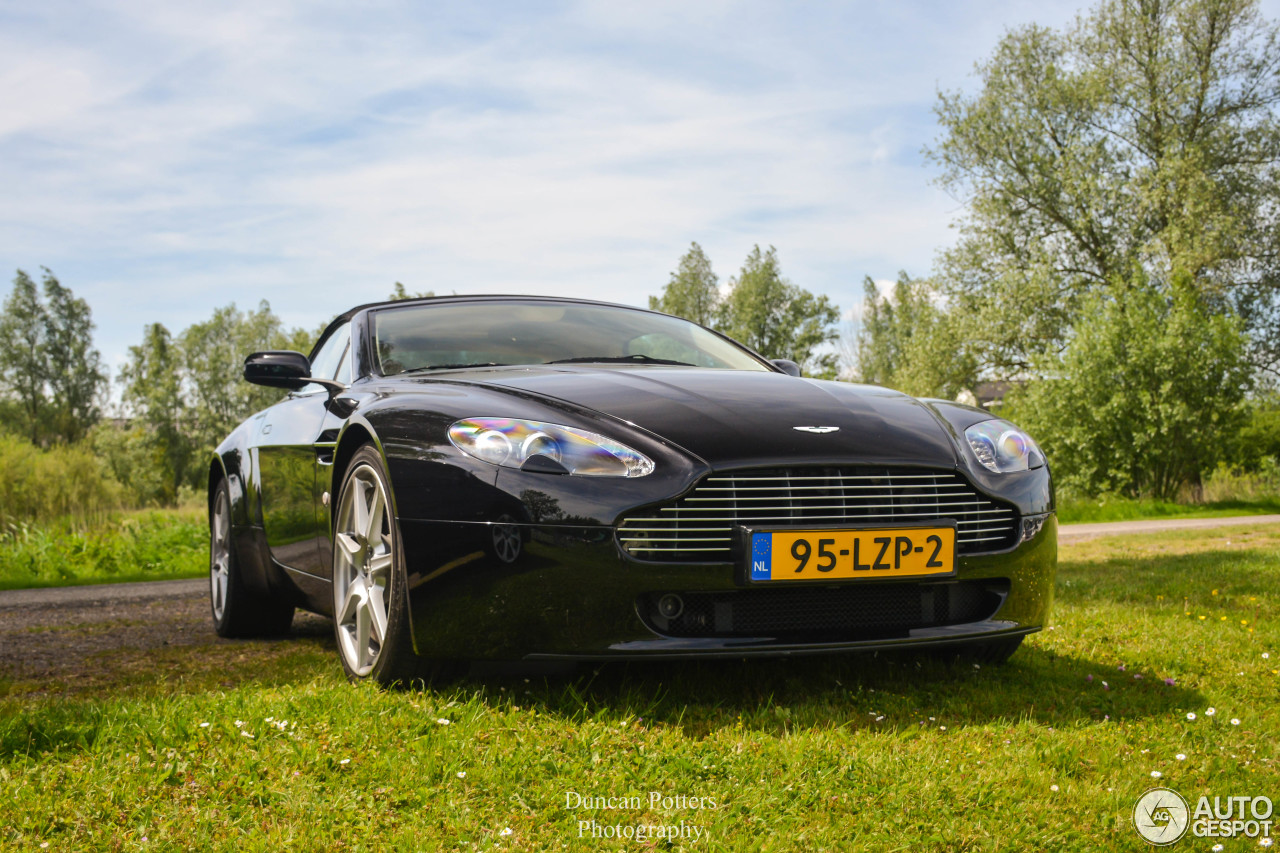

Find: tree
[389,282,435,301]
[0,268,105,445]
[718,245,840,377]
[119,323,192,503]
[929,0,1280,377]
[854,272,978,398]
[180,301,303,454]
[41,270,106,443]
[0,271,48,444]
[649,242,721,325]
[1008,282,1251,499]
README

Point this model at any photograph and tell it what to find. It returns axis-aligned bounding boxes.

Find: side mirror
[771,359,802,377]
[243,350,345,395]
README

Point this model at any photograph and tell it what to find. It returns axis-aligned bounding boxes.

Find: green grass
[0,509,206,590]
[2,526,1279,850]
[1058,495,1280,524]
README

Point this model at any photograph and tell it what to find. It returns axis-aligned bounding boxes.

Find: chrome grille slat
[618,466,1019,560]
[705,473,957,482]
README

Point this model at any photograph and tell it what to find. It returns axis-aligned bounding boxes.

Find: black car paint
[210,296,1055,661]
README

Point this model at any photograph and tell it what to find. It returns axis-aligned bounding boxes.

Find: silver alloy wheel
[210,487,231,621]
[333,462,394,677]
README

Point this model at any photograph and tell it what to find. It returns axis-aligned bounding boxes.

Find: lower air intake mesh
[639,580,1008,641]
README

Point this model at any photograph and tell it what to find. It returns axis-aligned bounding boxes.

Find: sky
[3,0,1278,375]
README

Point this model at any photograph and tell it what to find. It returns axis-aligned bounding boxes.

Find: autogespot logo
[1134,788,1190,845]
[1133,788,1276,845]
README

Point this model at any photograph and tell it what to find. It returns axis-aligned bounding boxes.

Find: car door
[257,325,350,577]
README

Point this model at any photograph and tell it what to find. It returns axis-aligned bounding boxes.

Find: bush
[0,434,122,528]
[1010,286,1250,500]
[87,421,174,508]
[1202,456,1280,503]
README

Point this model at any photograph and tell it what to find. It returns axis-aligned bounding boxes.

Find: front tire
[210,479,294,638]
[331,446,428,686]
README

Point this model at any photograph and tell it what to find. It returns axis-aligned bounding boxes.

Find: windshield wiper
[400,362,511,373]
[545,354,695,367]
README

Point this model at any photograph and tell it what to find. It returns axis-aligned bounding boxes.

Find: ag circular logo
[1134,787,1190,845]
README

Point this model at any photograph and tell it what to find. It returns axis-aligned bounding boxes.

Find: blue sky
[3,0,1277,374]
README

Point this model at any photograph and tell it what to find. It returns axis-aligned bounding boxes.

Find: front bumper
[397,513,1056,660]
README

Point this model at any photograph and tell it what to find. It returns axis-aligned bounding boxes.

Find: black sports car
[208,295,1056,684]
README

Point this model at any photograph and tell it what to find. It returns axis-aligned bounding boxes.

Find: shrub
[0,435,122,528]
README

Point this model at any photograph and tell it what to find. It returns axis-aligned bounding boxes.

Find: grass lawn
[2,525,1278,850]
[0,509,206,591]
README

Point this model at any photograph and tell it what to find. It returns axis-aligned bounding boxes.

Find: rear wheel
[332,446,457,686]
[210,479,294,638]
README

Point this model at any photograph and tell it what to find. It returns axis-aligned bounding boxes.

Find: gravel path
[0,580,328,689]
[1057,513,1280,543]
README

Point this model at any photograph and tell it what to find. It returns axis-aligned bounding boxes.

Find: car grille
[638,580,1008,640]
[617,466,1018,561]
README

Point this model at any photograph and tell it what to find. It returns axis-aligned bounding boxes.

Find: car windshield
[372,301,772,375]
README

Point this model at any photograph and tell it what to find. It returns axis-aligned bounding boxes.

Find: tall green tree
[649,242,721,325]
[0,269,105,444]
[929,0,1280,376]
[0,271,49,443]
[180,301,301,453]
[389,282,435,301]
[119,323,191,503]
[855,272,978,398]
[718,245,840,377]
[41,270,106,443]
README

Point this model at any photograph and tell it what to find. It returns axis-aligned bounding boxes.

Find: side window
[305,324,350,390]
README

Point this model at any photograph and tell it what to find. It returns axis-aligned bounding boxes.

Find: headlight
[964,420,1045,473]
[448,417,655,478]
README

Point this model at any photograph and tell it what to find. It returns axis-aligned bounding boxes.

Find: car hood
[459,366,960,469]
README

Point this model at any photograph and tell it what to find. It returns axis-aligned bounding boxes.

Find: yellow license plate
[748,527,955,582]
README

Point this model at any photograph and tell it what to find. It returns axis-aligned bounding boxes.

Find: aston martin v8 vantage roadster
[208,295,1056,683]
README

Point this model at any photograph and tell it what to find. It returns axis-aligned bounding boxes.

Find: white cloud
[10,0,1259,372]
